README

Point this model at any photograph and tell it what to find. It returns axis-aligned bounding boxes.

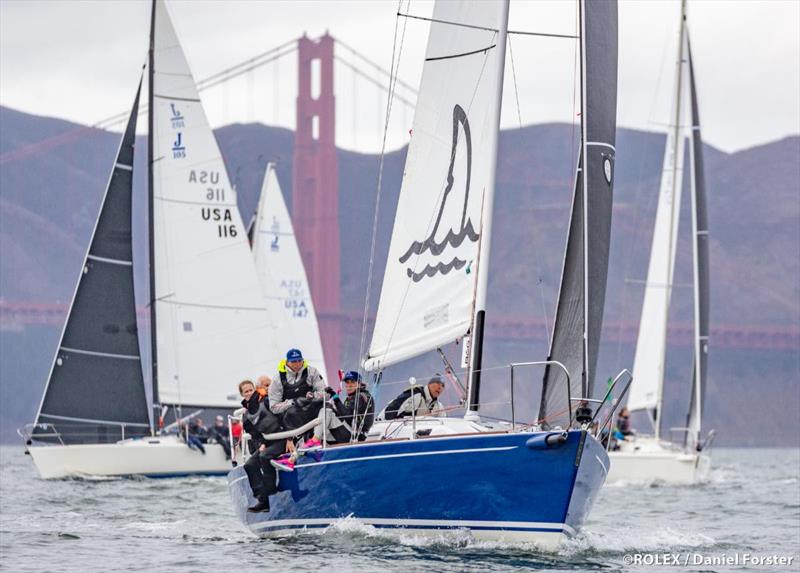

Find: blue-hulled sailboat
[228,0,623,549]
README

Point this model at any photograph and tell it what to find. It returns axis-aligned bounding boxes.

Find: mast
[148,0,159,408]
[579,0,589,398]
[686,27,709,449]
[467,0,510,412]
[654,0,688,440]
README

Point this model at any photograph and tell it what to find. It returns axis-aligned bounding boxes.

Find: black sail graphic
[399,104,479,282]
[539,0,618,428]
[34,84,150,444]
[685,38,709,442]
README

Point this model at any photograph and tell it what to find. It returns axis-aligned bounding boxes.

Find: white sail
[365,1,505,371]
[252,163,328,382]
[151,0,276,407]
[628,29,691,415]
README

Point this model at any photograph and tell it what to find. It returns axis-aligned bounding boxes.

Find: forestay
[539,0,618,428]
[151,0,276,407]
[365,1,505,371]
[627,20,690,417]
[35,84,150,443]
[251,163,328,382]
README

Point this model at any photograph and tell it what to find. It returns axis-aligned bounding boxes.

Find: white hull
[606,436,710,485]
[28,435,230,479]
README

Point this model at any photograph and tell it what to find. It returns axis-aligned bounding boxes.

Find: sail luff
[148,0,159,407]
[466,0,510,412]
[35,81,149,442]
[538,0,618,427]
[685,30,709,448]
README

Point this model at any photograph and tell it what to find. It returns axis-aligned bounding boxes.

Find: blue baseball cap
[286,348,303,362]
[342,371,362,383]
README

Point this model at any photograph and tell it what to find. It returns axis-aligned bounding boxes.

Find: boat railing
[588,369,634,449]
[19,420,151,446]
[667,426,716,453]
[508,360,572,431]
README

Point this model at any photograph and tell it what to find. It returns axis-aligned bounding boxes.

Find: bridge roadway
[1,301,797,351]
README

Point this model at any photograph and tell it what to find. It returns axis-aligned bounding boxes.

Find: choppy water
[1,447,798,572]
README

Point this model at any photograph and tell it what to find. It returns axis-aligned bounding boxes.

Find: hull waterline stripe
[296,445,517,469]
[87,254,133,266]
[60,346,140,360]
[249,517,568,534]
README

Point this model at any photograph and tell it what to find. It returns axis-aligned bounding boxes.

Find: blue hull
[228,429,608,548]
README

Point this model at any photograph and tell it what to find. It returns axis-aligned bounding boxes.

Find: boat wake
[562,526,716,556]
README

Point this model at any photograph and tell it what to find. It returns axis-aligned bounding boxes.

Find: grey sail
[34,84,150,444]
[539,0,618,428]
[685,37,709,445]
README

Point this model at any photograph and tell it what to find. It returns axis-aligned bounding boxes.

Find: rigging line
[507,33,551,346]
[93,45,298,130]
[334,37,419,96]
[358,0,408,379]
[397,11,578,39]
[333,56,416,109]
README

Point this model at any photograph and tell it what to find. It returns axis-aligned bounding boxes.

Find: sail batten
[365,1,507,372]
[34,82,149,443]
[538,0,618,428]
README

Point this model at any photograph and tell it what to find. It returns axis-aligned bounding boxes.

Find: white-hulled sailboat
[228,0,625,549]
[24,0,279,479]
[606,0,713,485]
[249,163,328,382]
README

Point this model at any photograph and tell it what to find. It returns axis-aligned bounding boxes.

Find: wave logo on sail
[172,133,186,159]
[170,103,185,129]
[399,104,478,283]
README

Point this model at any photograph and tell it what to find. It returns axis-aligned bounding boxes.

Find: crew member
[381,375,446,420]
[268,348,326,432]
[239,379,284,513]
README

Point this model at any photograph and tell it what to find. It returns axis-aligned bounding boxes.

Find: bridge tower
[293,33,340,379]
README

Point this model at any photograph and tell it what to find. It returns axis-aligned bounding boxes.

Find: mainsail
[365,1,506,372]
[252,163,328,382]
[150,0,276,408]
[34,84,150,444]
[685,35,709,447]
[539,0,618,428]
[627,23,690,422]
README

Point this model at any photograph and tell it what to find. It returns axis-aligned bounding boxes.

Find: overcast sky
[1,0,798,154]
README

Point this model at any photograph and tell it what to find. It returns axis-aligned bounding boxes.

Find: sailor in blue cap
[272,370,375,472]
[268,348,326,431]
